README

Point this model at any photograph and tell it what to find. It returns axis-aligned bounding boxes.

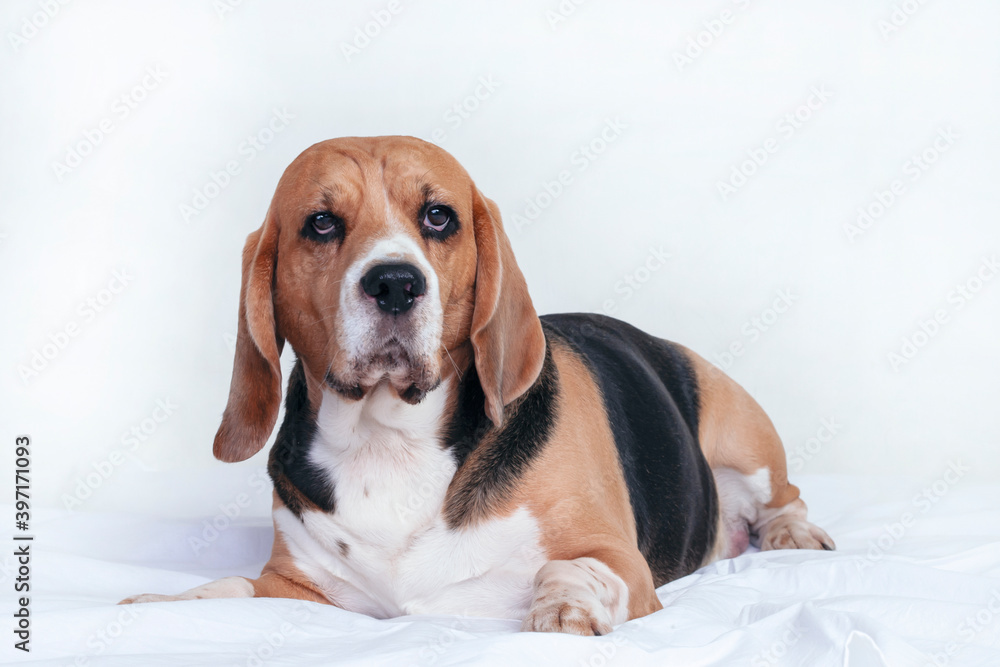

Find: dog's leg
[686,350,835,556]
[119,516,333,606]
[119,576,253,604]
[717,434,835,552]
[522,548,660,636]
[712,466,834,553]
[754,496,835,552]
[118,571,332,605]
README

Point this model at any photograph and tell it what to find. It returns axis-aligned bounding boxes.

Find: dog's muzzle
[327,260,440,404]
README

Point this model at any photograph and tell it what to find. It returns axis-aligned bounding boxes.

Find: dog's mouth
[325,340,440,404]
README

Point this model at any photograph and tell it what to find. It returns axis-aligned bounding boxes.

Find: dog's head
[213,136,546,462]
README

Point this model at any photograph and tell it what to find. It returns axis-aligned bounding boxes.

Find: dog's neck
[305,379,456,542]
[312,379,451,458]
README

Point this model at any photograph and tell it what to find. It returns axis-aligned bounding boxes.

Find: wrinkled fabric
[6,475,1000,666]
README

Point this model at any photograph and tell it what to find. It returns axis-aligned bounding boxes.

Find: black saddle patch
[540,313,718,586]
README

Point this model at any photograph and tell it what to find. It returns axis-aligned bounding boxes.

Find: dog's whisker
[438,319,463,381]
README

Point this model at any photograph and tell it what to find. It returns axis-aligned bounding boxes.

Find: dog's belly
[274,504,546,618]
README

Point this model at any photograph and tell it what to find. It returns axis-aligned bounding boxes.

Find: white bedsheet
[5,474,1000,666]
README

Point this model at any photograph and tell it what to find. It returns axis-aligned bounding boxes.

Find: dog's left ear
[469,187,546,427]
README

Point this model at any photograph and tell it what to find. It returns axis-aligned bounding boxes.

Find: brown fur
[441,415,519,528]
[122,136,831,629]
[252,494,333,604]
[212,136,545,463]
[517,338,661,620]
[213,224,284,463]
[469,192,546,426]
[682,345,800,508]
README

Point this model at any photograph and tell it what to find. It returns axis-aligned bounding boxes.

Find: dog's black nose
[361,263,426,315]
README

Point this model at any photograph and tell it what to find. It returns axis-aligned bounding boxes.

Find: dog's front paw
[118,593,185,605]
[522,558,630,636]
[522,594,614,636]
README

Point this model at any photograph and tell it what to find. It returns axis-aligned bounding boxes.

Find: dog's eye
[302,211,343,243]
[422,205,454,233]
[310,212,338,234]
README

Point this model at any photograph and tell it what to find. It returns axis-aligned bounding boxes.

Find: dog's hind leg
[681,346,835,557]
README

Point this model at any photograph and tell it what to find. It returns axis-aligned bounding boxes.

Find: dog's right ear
[213,210,284,463]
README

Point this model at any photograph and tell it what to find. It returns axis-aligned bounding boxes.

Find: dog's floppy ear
[469,187,546,427]
[213,210,284,462]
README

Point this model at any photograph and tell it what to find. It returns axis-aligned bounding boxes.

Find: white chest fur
[273,381,547,619]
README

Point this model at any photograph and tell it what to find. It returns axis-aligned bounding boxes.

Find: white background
[2,0,998,517]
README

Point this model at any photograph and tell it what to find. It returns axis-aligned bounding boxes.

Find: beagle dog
[120,136,834,635]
